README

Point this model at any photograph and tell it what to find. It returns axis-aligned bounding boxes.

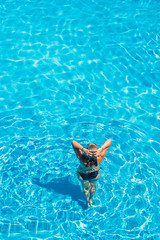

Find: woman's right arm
[97,139,112,163]
[99,139,112,154]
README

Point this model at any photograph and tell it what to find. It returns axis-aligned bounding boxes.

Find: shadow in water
[32,176,87,210]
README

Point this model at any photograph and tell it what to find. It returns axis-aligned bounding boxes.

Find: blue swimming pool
[0,0,160,239]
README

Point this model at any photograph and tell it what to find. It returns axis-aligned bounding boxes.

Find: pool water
[0,0,160,239]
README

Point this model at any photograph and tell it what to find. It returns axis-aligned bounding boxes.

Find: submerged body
[72,139,111,206]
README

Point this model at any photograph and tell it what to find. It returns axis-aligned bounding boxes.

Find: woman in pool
[72,139,111,206]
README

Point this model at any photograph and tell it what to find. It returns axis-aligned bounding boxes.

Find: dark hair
[87,143,98,151]
[86,143,98,167]
[86,157,97,167]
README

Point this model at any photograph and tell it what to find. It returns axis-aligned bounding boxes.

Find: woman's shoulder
[97,155,104,164]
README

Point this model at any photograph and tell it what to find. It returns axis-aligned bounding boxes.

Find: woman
[72,139,111,206]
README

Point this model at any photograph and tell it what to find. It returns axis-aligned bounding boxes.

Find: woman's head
[87,143,98,151]
[86,143,98,167]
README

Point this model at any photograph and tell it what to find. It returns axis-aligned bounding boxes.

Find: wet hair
[87,157,97,167]
[86,143,98,167]
[87,143,98,151]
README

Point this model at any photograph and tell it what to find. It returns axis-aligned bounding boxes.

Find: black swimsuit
[78,171,99,180]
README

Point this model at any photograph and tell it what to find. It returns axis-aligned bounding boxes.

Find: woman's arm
[99,139,112,154]
[72,140,89,159]
[72,140,84,151]
[97,139,112,163]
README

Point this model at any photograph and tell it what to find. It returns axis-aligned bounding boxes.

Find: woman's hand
[96,148,103,157]
[88,150,98,157]
[82,148,89,155]
[82,148,97,157]
[82,148,101,158]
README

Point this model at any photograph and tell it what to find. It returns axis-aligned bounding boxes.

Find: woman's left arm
[72,140,89,159]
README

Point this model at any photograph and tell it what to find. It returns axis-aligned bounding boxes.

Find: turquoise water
[0,0,160,239]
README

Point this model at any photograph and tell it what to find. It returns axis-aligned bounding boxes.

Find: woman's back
[78,160,100,173]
